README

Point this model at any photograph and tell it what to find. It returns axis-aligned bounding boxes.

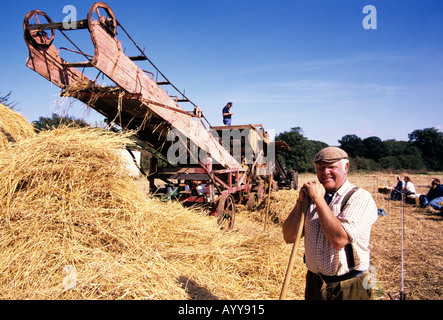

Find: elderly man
[282,147,378,300]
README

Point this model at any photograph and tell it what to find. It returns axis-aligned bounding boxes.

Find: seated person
[420,179,443,210]
[404,176,416,196]
[390,175,405,200]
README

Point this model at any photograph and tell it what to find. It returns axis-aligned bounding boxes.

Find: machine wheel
[88,2,118,36]
[216,194,235,230]
[246,192,259,211]
[23,10,55,48]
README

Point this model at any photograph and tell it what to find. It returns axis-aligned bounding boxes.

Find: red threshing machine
[23,2,297,229]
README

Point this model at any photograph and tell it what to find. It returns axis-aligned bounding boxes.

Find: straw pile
[266,190,299,225]
[0,103,35,149]
[0,117,305,299]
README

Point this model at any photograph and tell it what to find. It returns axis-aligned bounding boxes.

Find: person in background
[420,178,443,211]
[390,175,405,200]
[222,102,233,125]
[403,176,416,196]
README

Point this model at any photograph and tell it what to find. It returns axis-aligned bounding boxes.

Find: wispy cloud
[231,79,404,106]
[234,51,416,75]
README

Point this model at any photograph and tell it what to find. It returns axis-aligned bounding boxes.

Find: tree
[32,113,90,132]
[275,127,328,173]
[382,139,424,170]
[362,136,387,161]
[339,134,428,171]
[277,126,442,172]
[408,127,443,171]
[378,156,402,170]
[350,156,380,172]
[338,134,364,158]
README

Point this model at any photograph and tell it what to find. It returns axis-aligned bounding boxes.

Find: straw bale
[0,103,35,149]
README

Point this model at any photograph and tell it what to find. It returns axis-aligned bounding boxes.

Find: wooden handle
[279,212,304,300]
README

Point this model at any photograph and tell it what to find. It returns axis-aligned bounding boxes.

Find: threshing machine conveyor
[23,2,296,229]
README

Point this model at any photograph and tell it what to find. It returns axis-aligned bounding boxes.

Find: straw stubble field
[353,173,443,300]
[1,103,442,300]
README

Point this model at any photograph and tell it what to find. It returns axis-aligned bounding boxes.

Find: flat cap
[313,146,348,163]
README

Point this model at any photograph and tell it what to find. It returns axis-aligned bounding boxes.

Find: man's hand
[301,182,349,249]
[302,181,326,203]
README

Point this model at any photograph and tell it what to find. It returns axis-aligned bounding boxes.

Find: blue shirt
[427,184,443,200]
[222,106,231,119]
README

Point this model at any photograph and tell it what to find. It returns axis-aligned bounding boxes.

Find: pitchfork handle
[279,212,305,300]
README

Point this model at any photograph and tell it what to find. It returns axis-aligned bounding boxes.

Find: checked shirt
[303,180,378,276]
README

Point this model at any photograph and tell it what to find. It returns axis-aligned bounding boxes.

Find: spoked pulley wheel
[87,2,118,35]
[23,10,55,48]
[216,194,236,230]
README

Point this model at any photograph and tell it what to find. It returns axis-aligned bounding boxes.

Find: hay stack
[0,126,174,299]
[0,103,35,149]
[265,190,299,225]
[0,124,305,299]
[0,126,204,299]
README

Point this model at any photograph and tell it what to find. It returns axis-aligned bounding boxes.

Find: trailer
[23,2,297,230]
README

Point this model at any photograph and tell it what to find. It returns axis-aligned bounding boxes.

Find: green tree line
[275,127,443,173]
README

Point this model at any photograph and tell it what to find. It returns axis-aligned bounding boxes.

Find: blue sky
[2,0,443,145]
